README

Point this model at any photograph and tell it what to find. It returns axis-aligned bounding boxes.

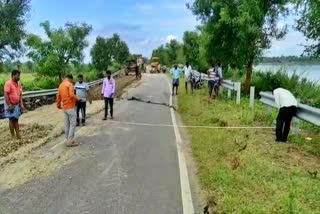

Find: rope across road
[107,120,275,129]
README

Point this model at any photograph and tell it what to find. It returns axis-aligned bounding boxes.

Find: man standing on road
[170,65,182,96]
[102,71,115,120]
[56,74,81,147]
[4,70,25,139]
[273,88,298,143]
[184,62,193,94]
[75,74,91,126]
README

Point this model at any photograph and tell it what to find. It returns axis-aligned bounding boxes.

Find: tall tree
[26,21,92,81]
[91,36,111,73]
[0,0,30,60]
[189,0,289,92]
[91,34,130,74]
[295,0,320,57]
[183,31,200,68]
[108,34,130,64]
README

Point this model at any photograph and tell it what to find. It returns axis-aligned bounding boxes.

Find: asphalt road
[0,74,189,214]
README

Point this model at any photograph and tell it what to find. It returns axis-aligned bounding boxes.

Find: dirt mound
[90,75,135,101]
[0,124,53,157]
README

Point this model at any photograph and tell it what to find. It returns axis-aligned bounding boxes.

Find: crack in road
[123,96,177,111]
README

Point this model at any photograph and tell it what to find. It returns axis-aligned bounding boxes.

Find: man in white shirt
[217,62,223,79]
[273,88,298,142]
[184,62,193,93]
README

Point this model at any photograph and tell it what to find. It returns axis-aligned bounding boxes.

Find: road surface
[0,74,197,214]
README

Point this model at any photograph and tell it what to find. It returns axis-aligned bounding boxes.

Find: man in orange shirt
[56,74,81,147]
[4,70,25,139]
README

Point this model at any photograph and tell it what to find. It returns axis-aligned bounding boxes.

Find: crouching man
[273,88,298,143]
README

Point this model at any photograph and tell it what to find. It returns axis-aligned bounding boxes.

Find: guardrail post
[250,86,255,108]
[236,82,241,105]
[228,89,231,99]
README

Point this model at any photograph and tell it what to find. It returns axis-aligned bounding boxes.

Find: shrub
[251,69,320,107]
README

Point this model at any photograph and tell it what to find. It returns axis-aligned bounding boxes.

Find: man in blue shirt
[170,65,182,96]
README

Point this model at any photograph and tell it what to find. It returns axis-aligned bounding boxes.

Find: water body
[254,63,320,82]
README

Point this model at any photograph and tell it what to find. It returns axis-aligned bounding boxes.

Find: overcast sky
[26,0,309,62]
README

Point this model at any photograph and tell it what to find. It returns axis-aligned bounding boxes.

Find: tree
[189,0,289,92]
[91,37,110,72]
[91,34,130,73]
[295,0,320,57]
[0,0,30,60]
[183,31,200,68]
[166,39,184,65]
[26,21,92,81]
[109,34,130,64]
[152,45,169,65]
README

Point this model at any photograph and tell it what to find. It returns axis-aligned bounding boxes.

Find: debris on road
[0,124,53,157]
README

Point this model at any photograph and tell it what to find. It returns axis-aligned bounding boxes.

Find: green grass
[177,86,320,213]
[0,72,35,83]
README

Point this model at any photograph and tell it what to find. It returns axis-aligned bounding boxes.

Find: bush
[252,69,320,107]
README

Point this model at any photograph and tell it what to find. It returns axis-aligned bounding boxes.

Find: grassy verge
[177,86,320,213]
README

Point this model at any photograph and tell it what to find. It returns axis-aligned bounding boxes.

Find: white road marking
[166,76,195,214]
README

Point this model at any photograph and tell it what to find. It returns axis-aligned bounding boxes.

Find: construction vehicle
[151,57,161,73]
[125,59,138,76]
[125,54,144,76]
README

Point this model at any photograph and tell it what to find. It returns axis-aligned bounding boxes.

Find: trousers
[64,108,77,142]
[276,106,297,142]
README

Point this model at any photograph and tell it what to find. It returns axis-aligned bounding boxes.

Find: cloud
[166,34,177,42]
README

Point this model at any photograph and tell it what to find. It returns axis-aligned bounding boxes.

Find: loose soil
[0,74,136,188]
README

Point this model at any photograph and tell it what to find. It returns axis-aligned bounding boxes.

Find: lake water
[254,64,320,82]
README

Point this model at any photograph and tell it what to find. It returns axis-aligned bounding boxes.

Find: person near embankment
[4,70,25,139]
[56,74,81,147]
[75,74,91,126]
[273,88,298,143]
[184,62,193,94]
[102,71,116,120]
[170,65,182,96]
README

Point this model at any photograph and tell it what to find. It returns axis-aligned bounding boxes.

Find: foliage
[26,21,92,81]
[258,55,320,64]
[188,0,290,92]
[252,69,320,107]
[295,0,320,57]
[183,31,200,68]
[152,39,185,67]
[0,0,30,60]
[91,34,129,74]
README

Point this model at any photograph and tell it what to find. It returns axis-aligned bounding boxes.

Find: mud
[0,124,53,157]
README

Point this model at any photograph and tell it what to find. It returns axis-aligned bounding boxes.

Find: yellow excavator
[151,57,161,73]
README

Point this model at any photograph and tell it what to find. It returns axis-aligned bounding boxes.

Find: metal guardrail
[191,70,241,104]
[0,70,122,105]
[221,80,235,91]
[259,92,320,126]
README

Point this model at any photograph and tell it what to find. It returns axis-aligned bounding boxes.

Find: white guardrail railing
[260,92,320,126]
[0,70,122,105]
[191,70,241,104]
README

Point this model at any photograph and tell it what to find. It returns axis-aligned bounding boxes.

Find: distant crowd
[169,62,223,99]
[169,62,298,143]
